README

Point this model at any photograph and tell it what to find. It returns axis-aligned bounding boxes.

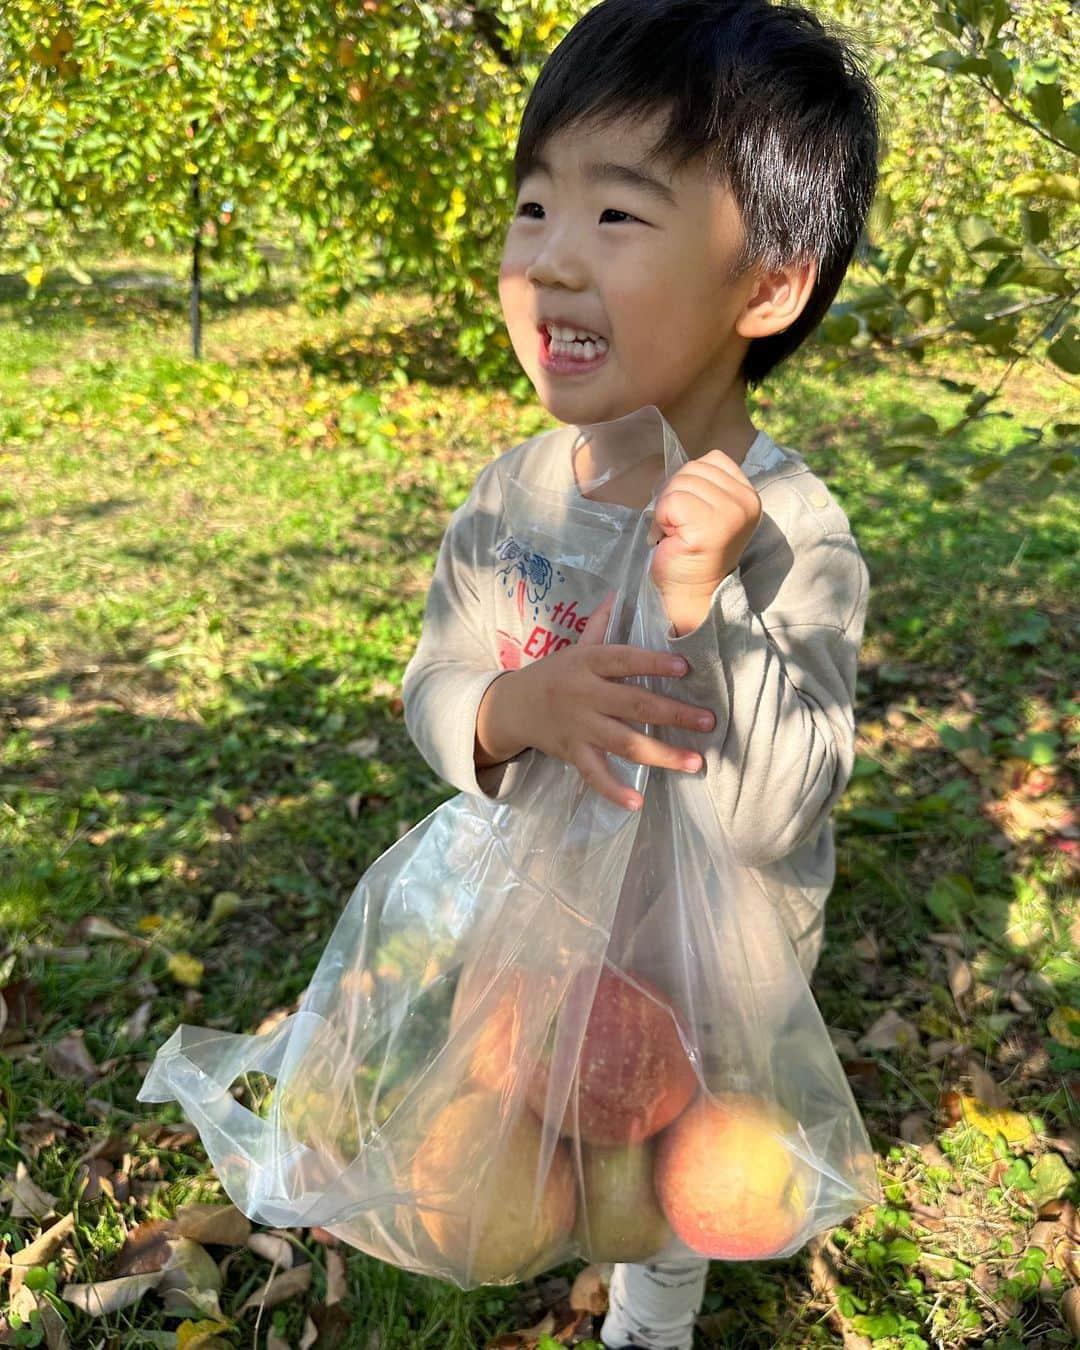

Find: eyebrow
[524,155,677,208]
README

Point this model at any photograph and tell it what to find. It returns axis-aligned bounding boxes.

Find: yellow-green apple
[574,1139,672,1263]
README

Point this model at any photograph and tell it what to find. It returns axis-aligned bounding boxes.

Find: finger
[698,448,756,490]
[578,589,617,648]
[593,717,703,775]
[587,643,689,681]
[609,684,716,734]
[575,742,644,811]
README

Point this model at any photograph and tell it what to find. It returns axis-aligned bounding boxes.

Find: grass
[0,244,1077,1349]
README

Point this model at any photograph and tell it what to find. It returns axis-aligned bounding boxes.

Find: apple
[653,1091,809,1258]
[449,963,555,1096]
[411,1090,575,1283]
[527,966,698,1146]
[574,1139,672,1263]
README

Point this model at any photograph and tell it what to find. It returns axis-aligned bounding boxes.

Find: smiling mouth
[539,328,611,375]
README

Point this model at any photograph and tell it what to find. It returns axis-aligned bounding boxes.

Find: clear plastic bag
[138,404,879,1288]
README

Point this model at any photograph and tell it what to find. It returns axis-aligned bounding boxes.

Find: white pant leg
[600,1258,710,1350]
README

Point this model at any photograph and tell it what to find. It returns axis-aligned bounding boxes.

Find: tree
[816,0,1077,495]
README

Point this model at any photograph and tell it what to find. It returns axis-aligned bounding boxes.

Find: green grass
[0,246,1077,1348]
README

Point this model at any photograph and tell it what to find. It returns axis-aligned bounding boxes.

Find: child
[402,0,880,1343]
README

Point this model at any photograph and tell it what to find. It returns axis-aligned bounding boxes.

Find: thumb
[578,588,617,647]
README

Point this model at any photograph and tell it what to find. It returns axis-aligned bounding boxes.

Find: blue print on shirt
[495,536,565,621]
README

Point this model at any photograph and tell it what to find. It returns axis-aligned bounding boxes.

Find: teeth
[550,336,606,360]
[548,323,607,345]
[546,324,609,361]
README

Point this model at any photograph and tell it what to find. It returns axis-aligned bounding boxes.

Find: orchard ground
[0,247,1077,1349]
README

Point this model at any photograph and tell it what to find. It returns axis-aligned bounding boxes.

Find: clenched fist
[646,450,762,635]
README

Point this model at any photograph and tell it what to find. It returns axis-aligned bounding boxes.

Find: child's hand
[647,451,762,634]
[512,590,717,810]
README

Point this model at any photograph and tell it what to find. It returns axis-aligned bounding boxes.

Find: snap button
[809,488,829,509]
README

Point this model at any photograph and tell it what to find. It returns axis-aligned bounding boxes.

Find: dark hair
[513,0,882,388]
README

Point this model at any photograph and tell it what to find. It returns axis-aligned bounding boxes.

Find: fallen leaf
[899,1113,933,1145]
[161,1285,224,1320]
[325,1248,346,1306]
[859,1009,919,1052]
[112,1218,178,1275]
[568,1263,609,1316]
[158,1238,223,1300]
[62,1272,164,1315]
[167,952,204,988]
[966,1061,1009,1108]
[238,1261,312,1313]
[1048,1006,1080,1049]
[1063,1287,1080,1342]
[946,953,973,1014]
[9,1212,76,1267]
[852,933,880,962]
[121,1000,153,1042]
[300,1315,319,1349]
[174,1202,251,1247]
[266,1332,290,1350]
[959,1096,1036,1147]
[74,915,148,947]
[44,1031,99,1082]
[1029,1153,1075,1209]
[35,1294,69,1350]
[207,892,242,926]
[176,1321,233,1350]
[246,1231,294,1268]
[1,1161,58,1219]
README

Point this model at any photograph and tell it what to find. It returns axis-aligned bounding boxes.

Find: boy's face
[498,108,769,457]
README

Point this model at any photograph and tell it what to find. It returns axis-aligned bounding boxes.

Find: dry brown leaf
[8,1212,76,1268]
[247,1231,295,1268]
[852,933,880,962]
[1063,1288,1080,1343]
[266,1332,291,1350]
[927,932,966,952]
[76,1157,114,1202]
[325,1248,346,1307]
[36,1294,70,1350]
[899,1113,933,1145]
[239,1261,312,1314]
[569,1264,609,1316]
[966,1061,1010,1109]
[174,1202,251,1247]
[121,1000,153,1042]
[485,1311,556,1349]
[44,1030,99,1082]
[1,1161,58,1219]
[74,915,148,947]
[112,1218,178,1275]
[946,953,973,1014]
[300,1315,319,1349]
[859,1009,919,1053]
[62,1272,164,1315]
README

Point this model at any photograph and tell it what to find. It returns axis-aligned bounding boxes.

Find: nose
[524,220,588,291]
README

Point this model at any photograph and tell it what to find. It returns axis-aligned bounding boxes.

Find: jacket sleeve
[659,500,870,868]
[401,466,539,801]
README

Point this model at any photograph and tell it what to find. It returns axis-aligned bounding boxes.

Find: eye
[513,203,642,224]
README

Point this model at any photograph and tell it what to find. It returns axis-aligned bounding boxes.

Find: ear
[734,256,818,340]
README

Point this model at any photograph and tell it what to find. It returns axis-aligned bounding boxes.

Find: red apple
[653,1091,809,1258]
[450,963,555,1096]
[527,966,698,1146]
[410,1089,575,1283]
